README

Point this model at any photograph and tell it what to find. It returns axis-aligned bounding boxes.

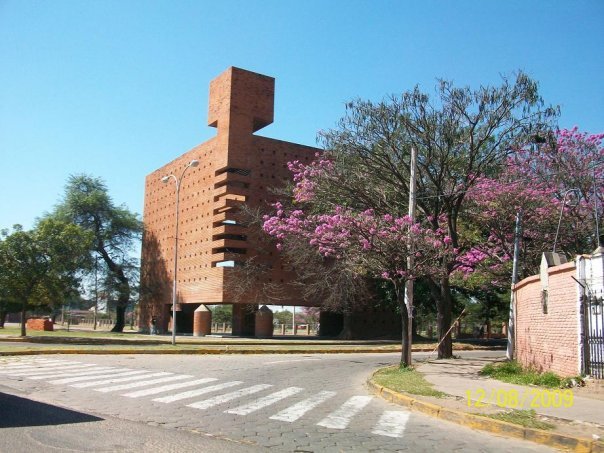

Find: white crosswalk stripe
[123,378,218,398]
[0,363,91,374]
[270,390,337,422]
[371,410,410,438]
[225,386,303,415]
[1,357,65,363]
[95,374,192,393]
[0,360,82,371]
[7,365,99,377]
[71,371,163,388]
[85,372,175,390]
[0,362,41,368]
[317,395,373,429]
[59,370,154,386]
[27,367,117,380]
[187,384,272,410]
[0,359,30,364]
[50,370,141,384]
[154,381,243,403]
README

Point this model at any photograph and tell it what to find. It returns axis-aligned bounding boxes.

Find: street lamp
[553,188,580,253]
[162,159,199,345]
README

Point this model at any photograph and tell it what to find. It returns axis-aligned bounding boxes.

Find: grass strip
[0,327,146,339]
[373,366,447,398]
[480,361,580,388]
[477,409,555,430]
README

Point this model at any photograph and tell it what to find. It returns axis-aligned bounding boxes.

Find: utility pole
[405,146,417,366]
[507,209,522,360]
[93,256,99,330]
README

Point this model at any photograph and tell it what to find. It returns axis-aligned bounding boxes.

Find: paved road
[0,351,552,452]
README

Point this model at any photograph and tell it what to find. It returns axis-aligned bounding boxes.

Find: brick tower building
[139,67,319,335]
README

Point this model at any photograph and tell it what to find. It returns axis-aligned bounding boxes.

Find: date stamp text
[466,388,574,408]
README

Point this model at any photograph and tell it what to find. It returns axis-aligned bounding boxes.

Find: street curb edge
[367,373,599,453]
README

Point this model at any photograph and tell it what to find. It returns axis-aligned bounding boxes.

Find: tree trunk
[96,243,132,333]
[436,276,453,359]
[338,310,354,340]
[396,280,411,368]
[411,316,420,340]
[20,301,27,337]
[0,310,6,328]
[427,275,454,358]
[111,302,127,332]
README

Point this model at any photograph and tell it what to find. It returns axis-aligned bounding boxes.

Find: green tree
[210,305,232,324]
[0,221,92,336]
[0,288,20,328]
[51,175,142,332]
[273,310,293,326]
[314,72,557,358]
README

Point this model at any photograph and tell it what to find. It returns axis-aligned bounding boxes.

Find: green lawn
[0,326,151,340]
[373,366,447,398]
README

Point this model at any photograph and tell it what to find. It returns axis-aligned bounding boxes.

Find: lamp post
[162,159,199,345]
[553,188,580,253]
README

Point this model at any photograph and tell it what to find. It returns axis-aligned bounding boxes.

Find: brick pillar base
[255,305,273,338]
[232,304,257,336]
[193,305,212,336]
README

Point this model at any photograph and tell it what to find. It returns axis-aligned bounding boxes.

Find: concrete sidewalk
[369,355,604,452]
[416,356,604,426]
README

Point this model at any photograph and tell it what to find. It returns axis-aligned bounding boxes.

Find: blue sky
[1,0,603,231]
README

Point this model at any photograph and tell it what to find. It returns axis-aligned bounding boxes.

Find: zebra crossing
[0,356,411,438]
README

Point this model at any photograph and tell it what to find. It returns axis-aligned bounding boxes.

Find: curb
[0,336,402,346]
[0,342,497,356]
[0,335,503,349]
[367,374,602,453]
[0,346,447,356]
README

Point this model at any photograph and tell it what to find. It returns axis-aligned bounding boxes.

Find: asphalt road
[0,351,553,452]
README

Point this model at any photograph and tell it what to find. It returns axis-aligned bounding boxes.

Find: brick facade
[514,262,581,377]
[140,67,319,333]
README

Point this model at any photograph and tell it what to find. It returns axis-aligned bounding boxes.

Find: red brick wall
[26,318,54,331]
[514,262,580,377]
[140,67,319,329]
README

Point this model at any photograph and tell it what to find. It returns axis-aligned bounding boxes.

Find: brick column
[193,304,212,336]
[232,304,257,336]
[255,305,273,338]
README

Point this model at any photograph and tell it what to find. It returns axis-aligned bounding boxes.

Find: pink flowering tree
[264,201,455,367]
[457,128,603,286]
[511,128,603,202]
[510,128,603,255]
[456,178,559,288]
[260,73,558,360]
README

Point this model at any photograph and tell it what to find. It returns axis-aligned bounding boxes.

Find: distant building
[139,67,319,335]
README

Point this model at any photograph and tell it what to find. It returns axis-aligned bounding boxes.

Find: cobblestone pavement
[0,352,554,452]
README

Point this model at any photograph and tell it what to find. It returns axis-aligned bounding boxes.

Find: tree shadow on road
[0,392,103,428]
